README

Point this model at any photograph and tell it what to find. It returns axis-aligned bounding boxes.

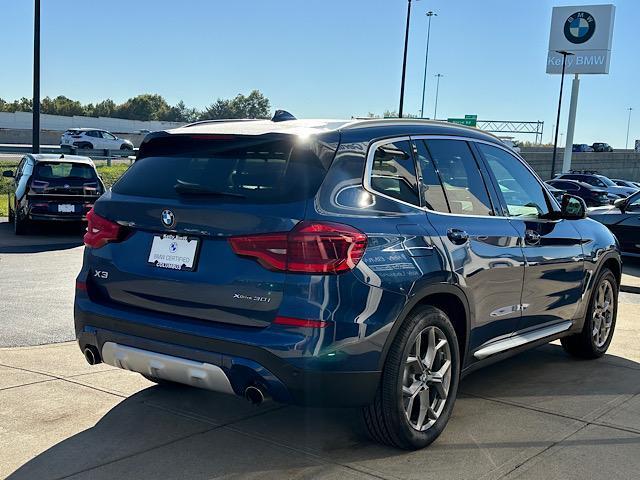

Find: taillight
[229,221,367,274]
[84,208,123,249]
[273,316,331,328]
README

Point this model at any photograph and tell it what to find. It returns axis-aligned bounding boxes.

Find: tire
[561,268,618,359]
[14,211,29,235]
[363,306,460,450]
[120,144,133,151]
[80,142,93,150]
[7,200,14,223]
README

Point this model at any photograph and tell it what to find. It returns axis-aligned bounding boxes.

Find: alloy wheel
[402,326,452,431]
[592,279,614,348]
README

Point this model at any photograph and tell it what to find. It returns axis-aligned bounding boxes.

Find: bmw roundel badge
[161,209,175,228]
[564,11,595,44]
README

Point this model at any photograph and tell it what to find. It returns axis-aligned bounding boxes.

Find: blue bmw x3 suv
[75,113,621,449]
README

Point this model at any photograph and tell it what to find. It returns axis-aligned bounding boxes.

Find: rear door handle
[447,228,469,245]
[524,230,541,245]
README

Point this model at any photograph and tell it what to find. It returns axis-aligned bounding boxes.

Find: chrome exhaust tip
[83,346,101,365]
[244,385,265,405]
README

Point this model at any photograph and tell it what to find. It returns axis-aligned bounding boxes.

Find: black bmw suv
[3,154,105,234]
[75,116,621,449]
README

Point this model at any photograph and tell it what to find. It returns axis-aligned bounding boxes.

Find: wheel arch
[378,284,471,371]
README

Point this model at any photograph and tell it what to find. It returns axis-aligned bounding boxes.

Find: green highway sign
[464,114,477,120]
[447,117,477,127]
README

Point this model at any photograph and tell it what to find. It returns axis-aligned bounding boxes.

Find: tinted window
[370,140,420,205]
[35,162,97,180]
[552,181,578,192]
[424,139,493,216]
[569,175,606,188]
[113,136,329,203]
[478,143,550,218]
[414,140,448,212]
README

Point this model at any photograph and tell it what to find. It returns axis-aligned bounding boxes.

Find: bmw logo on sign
[161,209,175,228]
[564,11,596,44]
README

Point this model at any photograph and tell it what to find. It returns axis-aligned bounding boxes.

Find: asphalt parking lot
[1,218,640,479]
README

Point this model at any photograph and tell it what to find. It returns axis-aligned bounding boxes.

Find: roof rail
[180,118,261,128]
[569,169,600,174]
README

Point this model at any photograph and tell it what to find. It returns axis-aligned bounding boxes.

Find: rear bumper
[29,213,86,222]
[75,306,380,407]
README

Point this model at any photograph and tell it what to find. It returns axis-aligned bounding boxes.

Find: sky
[0,0,637,147]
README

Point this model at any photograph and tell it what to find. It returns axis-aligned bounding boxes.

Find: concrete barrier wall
[0,129,148,147]
[520,150,640,181]
[0,112,184,134]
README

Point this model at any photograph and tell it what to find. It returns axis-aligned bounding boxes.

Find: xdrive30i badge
[233,293,271,303]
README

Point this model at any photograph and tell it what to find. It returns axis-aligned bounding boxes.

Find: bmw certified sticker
[564,11,595,44]
[161,209,175,228]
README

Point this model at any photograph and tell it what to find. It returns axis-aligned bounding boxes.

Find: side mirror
[613,197,627,212]
[561,194,587,219]
[2,170,14,178]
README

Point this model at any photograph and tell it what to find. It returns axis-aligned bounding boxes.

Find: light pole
[32,0,40,154]
[433,73,443,120]
[398,0,413,118]
[626,107,633,149]
[420,11,437,118]
[550,50,573,178]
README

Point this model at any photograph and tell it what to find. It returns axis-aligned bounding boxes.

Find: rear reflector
[84,208,124,249]
[75,281,87,291]
[229,221,367,274]
[274,316,330,328]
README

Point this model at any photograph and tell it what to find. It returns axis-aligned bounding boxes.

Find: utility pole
[32,0,41,153]
[433,73,443,120]
[420,11,437,118]
[550,50,573,178]
[626,107,633,149]
[398,0,412,118]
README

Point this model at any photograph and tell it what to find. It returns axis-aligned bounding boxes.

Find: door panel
[414,138,525,352]
[473,141,585,334]
[427,214,526,351]
[509,219,585,331]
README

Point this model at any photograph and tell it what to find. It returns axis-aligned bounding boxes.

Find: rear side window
[424,139,493,216]
[113,136,330,203]
[35,162,97,180]
[369,140,420,206]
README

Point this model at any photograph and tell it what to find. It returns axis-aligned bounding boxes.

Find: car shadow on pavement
[0,220,83,253]
[7,343,640,480]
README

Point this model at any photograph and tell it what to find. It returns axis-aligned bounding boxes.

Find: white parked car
[60,129,134,151]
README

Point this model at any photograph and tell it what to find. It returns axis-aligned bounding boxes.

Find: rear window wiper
[174,180,245,198]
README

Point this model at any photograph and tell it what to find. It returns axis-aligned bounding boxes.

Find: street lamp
[33,0,40,154]
[420,11,437,118]
[626,107,633,150]
[398,0,414,118]
[550,50,574,178]
[433,74,443,120]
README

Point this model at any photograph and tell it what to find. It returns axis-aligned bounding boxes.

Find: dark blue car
[75,115,621,449]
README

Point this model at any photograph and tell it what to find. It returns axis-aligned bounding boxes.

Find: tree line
[0,90,271,122]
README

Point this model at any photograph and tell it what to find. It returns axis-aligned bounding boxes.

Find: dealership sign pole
[547,5,615,173]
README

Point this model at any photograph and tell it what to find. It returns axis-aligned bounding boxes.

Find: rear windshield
[113,135,332,203]
[34,162,97,180]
